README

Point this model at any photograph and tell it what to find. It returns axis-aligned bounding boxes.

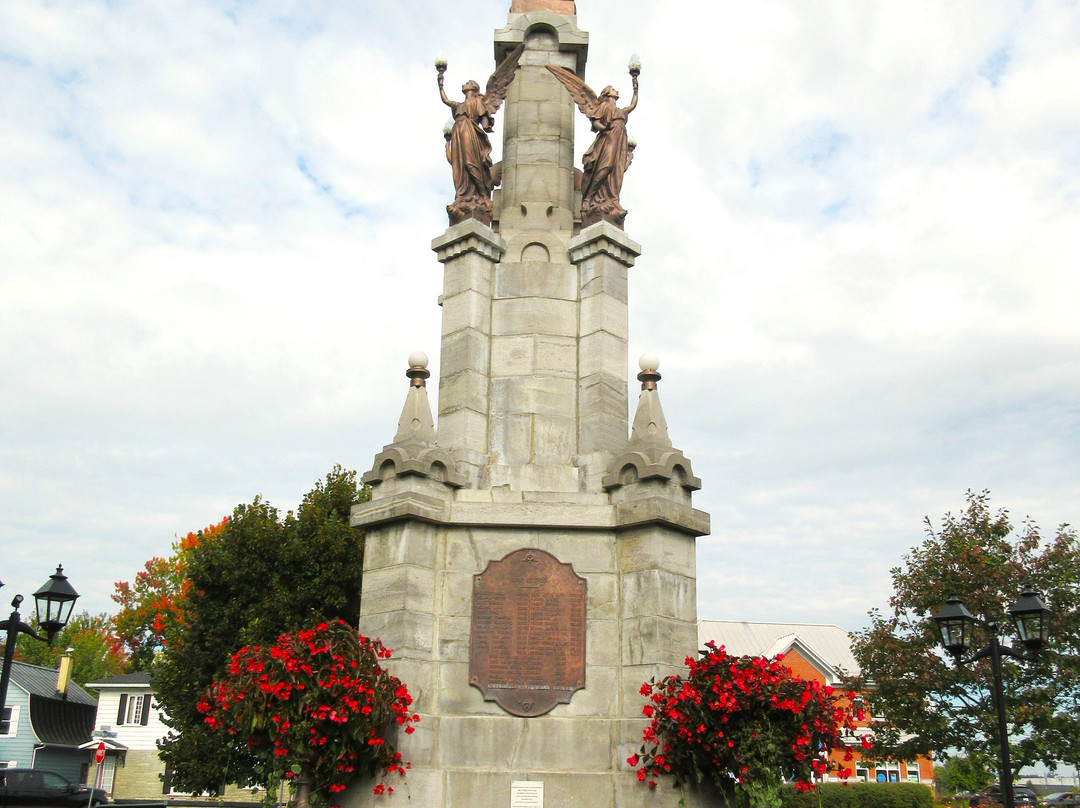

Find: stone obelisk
[347,3,711,806]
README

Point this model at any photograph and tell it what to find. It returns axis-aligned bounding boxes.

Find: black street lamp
[0,566,80,730]
[933,589,1051,808]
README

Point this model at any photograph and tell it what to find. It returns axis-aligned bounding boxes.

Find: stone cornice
[432,219,507,263]
[568,221,642,267]
[350,490,709,536]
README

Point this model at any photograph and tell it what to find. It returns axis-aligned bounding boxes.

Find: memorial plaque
[469,548,586,717]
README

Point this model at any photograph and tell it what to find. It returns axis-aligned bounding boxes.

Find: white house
[83,671,166,799]
[84,672,261,802]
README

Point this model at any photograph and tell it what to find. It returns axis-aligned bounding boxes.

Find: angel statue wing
[483,44,526,115]
[545,65,599,117]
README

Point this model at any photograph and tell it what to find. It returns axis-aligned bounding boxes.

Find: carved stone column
[569,221,641,489]
[431,219,505,482]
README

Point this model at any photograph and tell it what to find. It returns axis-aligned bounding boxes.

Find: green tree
[935,753,995,795]
[14,611,127,688]
[151,466,368,795]
[849,491,1080,778]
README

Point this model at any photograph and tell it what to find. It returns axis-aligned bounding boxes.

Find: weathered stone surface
[620,569,697,620]
[586,620,619,673]
[495,261,576,297]
[540,532,616,572]
[621,615,699,666]
[441,288,492,336]
[580,292,629,339]
[579,330,628,378]
[441,255,494,299]
[530,415,576,464]
[355,610,434,660]
[359,564,437,614]
[440,327,490,377]
[436,408,487,454]
[617,527,698,578]
[492,297,577,337]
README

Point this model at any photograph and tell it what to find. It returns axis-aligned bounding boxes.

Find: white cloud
[1,0,1077,634]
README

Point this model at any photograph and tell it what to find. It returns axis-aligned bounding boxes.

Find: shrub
[779,783,934,808]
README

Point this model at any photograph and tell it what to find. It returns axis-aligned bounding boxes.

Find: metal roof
[85,671,152,688]
[697,620,861,678]
[7,662,96,747]
[9,661,96,706]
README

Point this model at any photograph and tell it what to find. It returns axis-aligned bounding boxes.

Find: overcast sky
[2,1,1078,634]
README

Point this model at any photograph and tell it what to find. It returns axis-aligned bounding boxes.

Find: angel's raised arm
[622,74,639,116]
[437,70,455,109]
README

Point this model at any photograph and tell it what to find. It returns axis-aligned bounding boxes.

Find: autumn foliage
[111,518,227,669]
[633,643,859,808]
[199,619,417,805]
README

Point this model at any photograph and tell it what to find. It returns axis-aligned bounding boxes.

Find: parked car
[1044,794,1080,808]
[0,768,108,807]
[970,785,1039,808]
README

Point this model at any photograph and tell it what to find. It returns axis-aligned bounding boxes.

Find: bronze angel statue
[436,45,524,226]
[547,58,640,227]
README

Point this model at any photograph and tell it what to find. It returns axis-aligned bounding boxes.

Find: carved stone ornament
[469,548,587,717]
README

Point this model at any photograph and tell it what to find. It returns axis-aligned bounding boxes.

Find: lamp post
[933,589,1051,808]
[0,565,80,729]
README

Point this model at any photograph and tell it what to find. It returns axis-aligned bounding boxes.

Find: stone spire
[603,354,701,494]
[362,352,465,490]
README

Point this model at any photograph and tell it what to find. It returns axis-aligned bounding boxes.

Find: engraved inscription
[469,548,587,717]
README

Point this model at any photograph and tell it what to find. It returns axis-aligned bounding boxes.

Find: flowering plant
[631,643,859,808]
[199,619,418,806]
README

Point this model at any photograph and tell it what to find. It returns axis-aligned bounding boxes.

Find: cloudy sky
[2,1,1078,633]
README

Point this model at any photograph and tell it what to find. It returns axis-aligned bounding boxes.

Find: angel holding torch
[547,55,640,227]
[436,45,524,225]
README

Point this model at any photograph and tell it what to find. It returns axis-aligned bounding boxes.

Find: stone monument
[347,4,711,807]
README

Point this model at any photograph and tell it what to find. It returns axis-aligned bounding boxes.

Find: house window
[907,764,920,782]
[855,763,870,782]
[0,706,19,737]
[116,693,152,726]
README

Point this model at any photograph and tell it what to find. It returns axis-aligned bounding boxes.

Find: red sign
[94,742,106,764]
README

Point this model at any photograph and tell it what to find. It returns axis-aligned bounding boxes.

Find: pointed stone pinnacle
[394,352,436,444]
[629,353,670,448]
[602,355,701,492]
[362,352,465,490]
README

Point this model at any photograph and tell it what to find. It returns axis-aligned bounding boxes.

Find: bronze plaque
[469,548,586,717]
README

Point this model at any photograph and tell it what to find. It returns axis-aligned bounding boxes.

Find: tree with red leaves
[111,519,226,670]
[199,620,417,808]
[633,644,857,808]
